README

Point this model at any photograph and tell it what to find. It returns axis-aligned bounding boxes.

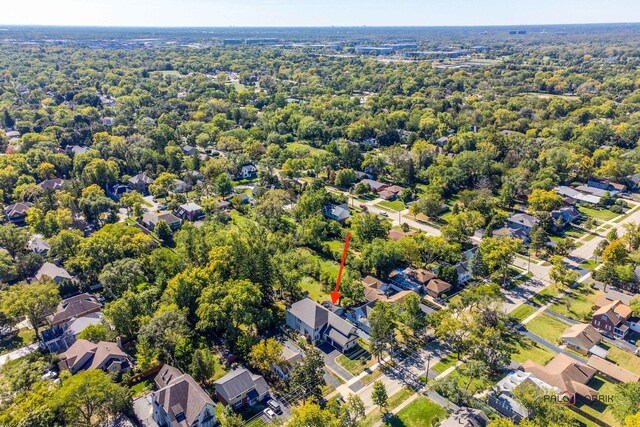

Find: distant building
[4,201,33,226]
[236,163,258,180]
[587,179,626,193]
[38,178,65,191]
[152,364,216,427]
[35,262,73,284]
[214,367,270,408]
[440,407,489,427]
[506,213,540,236]
[128,173,154,195]
[556,186,601,205]
[286,298,359,353]
[42,312,103,353]
[177,203,204,221]
[142,211,182,231]
[48,293,102,326]
[322,203,351,223]
[59,339,132,374]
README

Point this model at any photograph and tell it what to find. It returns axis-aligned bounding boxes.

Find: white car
[379,211,389,217]
[264,408,277,419]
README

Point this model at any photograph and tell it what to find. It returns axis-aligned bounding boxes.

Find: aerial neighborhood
[1,20,640,427]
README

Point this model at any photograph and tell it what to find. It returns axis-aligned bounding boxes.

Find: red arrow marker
[331,232,351,304]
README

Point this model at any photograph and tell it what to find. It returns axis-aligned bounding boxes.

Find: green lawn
[0,328,35,355]
[578,206,620,221]
[565,227,587,239]
[376,199,406,212]
[575,376,619,427]
[531,284,563,306]
[326,240,345,253]
[130,379,153,398]
[512,337,556,365]
[336,347,376,376]
[360,368,385,385]
[300,277,330,302]
[286,142,326,155]
[431,353,459,374]
[360,387,416,427]
[579,259,599,271]
[607,347,640,376]
[510,304,538,321]
[526,313,568,344]
[390,396,447,427]
[549,283,601,322]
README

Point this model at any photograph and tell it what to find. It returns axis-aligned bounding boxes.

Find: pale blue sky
[2,0,639,27]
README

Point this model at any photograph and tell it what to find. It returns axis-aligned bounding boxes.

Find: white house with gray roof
[286,298,359,352]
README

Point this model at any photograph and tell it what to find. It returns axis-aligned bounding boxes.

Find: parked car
[268,400,282,414]
[264,408,277,419]
[379,211,388,217]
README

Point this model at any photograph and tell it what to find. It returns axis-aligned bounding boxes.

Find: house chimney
[116,336,123,350]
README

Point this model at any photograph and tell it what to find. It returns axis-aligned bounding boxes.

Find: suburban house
[378,185,405,200]
[172,179,190,194]
[426,278,452,299]
[286,298,359,353]
[587,355,640,383]
[48,293,102,326]
[107,183,131,201]
[41,312,103,353]
[28,235,50,255]
[214,367,270,408]
[440,407,489,427]
[626,173,640,190]
[151,364,216,427]
[4,201,32,226]
[506,213,540,237]
[489,370,555,421]
[59,339,132,374]
[128,173,154,194]
[555,186,601,205]
[322,203,351,223]
[68,145,89,155]
[101,117,114,126]
[591,298,632,339]
[560,324,605,356]
[273,344,304,379]
[588,179,626,193]
[142,211,182,231]
[360,179,388,193]
[521,353,598,402]
[35,261,74,284]
[551,206,582,228]
[236,163,258,180]
[576,185,612,199]
[349,301,376,334]
[38,178,65,191]
[182,145,197,156]
[362,275,414,304]
[177,203,204,221]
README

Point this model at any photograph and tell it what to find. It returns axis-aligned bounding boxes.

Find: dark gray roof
[50,293,101,325]
[155,364,185,389]
[129,173,154,185]
[507,213,540,228]
[154,366,215,426]
[288,298,329,328]
[214,368,269,403]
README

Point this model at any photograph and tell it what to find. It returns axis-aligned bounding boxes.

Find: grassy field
[360,387,416,427]
[526,313,568,344]
[0,328,35,355]
[607,346,640,375]
[376,200,406,212]
[360,368,385,385]
[390,396,447,427]
[130,379,154,398]
[336,348,376,376]
[579,259,599,271]
[575,376,620,427]
[512,337,556,365]
[300,277,330,302]
[510,304,538,321]
[531,284,563,306]
[431,353,460,374]
[578,206,620,221]
[549,283,601,322]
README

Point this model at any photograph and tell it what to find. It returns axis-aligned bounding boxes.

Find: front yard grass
[526,313,567,345]
[431,353,459,374]
[391,396,447,427]
[607,346,640,376]
[549,283,601,322]
[300,277,330,302]
[360,387,416,427]
[510,304,538,321]
[0,328,35,355]
[575,376,619,427]
[531,284,562,306]
[579,259,599,271]
[336,347,376,376]
[578,206,620,221]
[512,337,556,365]
[376,199,406,212]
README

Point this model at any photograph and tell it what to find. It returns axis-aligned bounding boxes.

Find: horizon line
[0,21,639,30]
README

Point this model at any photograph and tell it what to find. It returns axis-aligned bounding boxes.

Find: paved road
[0,343,40,367]
[318,343,354,381]
[520,330,584,363]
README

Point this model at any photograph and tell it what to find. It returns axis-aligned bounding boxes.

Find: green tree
[215,174,233,196]
[611,382,640,423]
[352,213,390,244]
[139,310,190,363]
[369,302,396,361]
[155,219,173,244]
[248,338,284,374]
[190,348,217,384]
[77,324,111,343]
[1,281,59,338]
[371,381,389,412]
[289,346,325,400]
[54,370,131,427]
